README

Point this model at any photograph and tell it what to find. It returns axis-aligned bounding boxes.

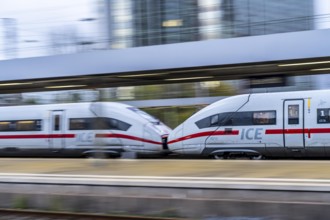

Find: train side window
[288,105,299,124]
[0,122,12,131]
[317,108,330,123]
[0,120,42,132]
[17,120,42,131]
[253,111,276,125]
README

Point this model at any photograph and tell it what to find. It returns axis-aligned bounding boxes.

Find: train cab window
[90,118,131,131]
[70,119,88,130]
[195,116,211,129]
[222,111,276,126]
[195,114,219,129]
[225,112,253,126]
[69,117,131,131]
[288,105,299,124]
[108,118,131,131]
[196,111,275,128]
[195,113,230,129]
[317,108,330,123]
[210,115,219,126]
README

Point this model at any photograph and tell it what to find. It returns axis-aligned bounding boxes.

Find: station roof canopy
[0,29,330,93]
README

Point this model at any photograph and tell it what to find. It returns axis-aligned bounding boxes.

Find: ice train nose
[167,125,184,154]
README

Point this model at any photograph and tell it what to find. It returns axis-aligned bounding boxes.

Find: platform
[0,158,329,179]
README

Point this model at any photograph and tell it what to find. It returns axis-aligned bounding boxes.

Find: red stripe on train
[266,129,303,134]
[0,134,75,139]
[0,134,162,145]
[266,128,330,134]
[168,130,239,144]
[168,128,330,144]
[96,133,162,145]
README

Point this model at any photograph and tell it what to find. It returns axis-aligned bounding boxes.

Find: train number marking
[241,128,263,140]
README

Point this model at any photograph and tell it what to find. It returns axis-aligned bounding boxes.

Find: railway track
[0,209,183,220]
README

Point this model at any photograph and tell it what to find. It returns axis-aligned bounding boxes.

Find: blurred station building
[102,0,314,47]
[0,0,330,128]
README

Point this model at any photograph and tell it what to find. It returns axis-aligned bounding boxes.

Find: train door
[50,110,65,151]
[283,100,305,148]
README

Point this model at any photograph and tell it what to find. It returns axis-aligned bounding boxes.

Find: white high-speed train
[168,90,330,159]
[0,102,171,158]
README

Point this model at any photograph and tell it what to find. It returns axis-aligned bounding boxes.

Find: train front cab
[168,95,253,157]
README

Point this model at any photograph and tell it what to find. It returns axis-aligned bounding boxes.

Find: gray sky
[0,0,330,60]
[0,0,99,59]
[0,0,95,22]
[314,0,330,29]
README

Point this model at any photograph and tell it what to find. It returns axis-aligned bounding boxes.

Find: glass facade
[106,0,315,48]
[108,0,199,48]
[227,0,314,37]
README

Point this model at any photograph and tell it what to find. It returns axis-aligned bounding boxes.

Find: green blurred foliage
[141,106,205,129]
[208,82,237,96]
[134,81,237,100]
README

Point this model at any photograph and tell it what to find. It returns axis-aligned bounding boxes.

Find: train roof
[0,102,134,110]
[193,89,330,118]
[248,89,330,99]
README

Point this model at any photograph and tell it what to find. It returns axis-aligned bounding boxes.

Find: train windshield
[128,107,160,124]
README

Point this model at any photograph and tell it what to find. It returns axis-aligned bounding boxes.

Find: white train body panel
[168,90,330,158]
[0,102,171,157]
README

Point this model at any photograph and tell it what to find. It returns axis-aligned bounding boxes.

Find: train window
[195,113,231,129]
[93,118,109,129]
[195,116,211,129]
[92,118,131,131]
[196,111,275,128]
[210,115,219,126]
[20,120,42,131]
[222,111,276,126]
[0,122,12,131]
[54,115,60,131]
[226,112,253,126]
[69,118,131,131]
[195,114,218,129]
[0,120,42,132]
[70,119,89,130]
[288,105,299,124]
[17,121,36,131]
[317,108,330,123]
[107,118,131,131]
[253,111,276,125]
